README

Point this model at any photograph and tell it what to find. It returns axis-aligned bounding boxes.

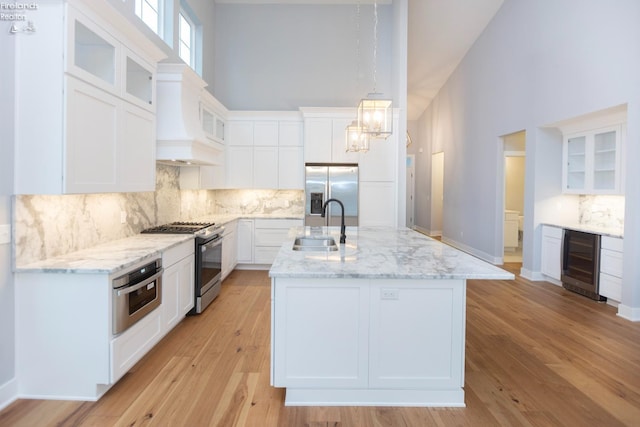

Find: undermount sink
[292,236,338,251]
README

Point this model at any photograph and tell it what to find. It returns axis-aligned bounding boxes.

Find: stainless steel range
[141,221,224,314]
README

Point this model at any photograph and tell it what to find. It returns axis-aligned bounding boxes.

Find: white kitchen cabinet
[562,125,624,195]
[226,114,303,189]
[254,219,303,265]
[272,277,465,398]
[304,117,360,164]
[360,182,396,227]
[226,146,254,188]
[162,240,195,332]
[278,146,304,189]
[222,220,238,280]
[254,146,279,189]
[237,219,255,264]
[599,236,623,301]
[504,210,520,249]
[540,225,563,282]
[13,1,164,194]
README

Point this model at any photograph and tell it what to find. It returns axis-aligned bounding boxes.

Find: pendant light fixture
[357,0,392,139]
[345,120,370,153]
[345,1,370,153]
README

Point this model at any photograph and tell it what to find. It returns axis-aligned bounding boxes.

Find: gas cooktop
[141,221,216,234]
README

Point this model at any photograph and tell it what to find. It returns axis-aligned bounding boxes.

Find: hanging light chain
[372,0,378,94]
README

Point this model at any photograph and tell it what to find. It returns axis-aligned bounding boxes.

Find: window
[135,0,162,35]
[178,10,194,68]
[177,1,202,75]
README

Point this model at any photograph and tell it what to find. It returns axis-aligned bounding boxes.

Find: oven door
[113,263,163,335]
[193,234,223,314]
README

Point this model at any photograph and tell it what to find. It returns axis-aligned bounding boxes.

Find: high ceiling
[215,0,504,121]
[407,0,503,120]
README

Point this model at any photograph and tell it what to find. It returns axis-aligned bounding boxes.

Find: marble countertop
[542,222,623,238]
[15,234,193,274]
[14,214,304,275]
[269,226,515,280]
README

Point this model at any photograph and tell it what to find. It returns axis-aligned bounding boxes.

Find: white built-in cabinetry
[560,108,626,195]
[271,277,466,405]
[254,219,302,264]
[235,218,303,267]
[540,225,563,282]
[15,239,195,400]
[504,210,520,250]
[599,236,623,302]
[301,108,399,227]
[226,113,304,190]
[161,240,195,331]
[13,0,165,194]
[237,219,255,264]
[222,220,238,280]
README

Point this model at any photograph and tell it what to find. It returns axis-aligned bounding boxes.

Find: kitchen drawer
[542,225,563,239]
[162,239,194,267]
[255,246,282,264]
[599,272,622,301]
[255,228,291,246]
[601,235,623,252]
[254,218,302,229]
[600,248,623,278]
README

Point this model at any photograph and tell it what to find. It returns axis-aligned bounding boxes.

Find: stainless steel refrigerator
[305,163,358,227]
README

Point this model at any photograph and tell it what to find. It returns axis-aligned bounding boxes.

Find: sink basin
[292,236,338,251]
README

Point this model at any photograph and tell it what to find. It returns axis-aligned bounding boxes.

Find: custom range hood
[155,63,226,166]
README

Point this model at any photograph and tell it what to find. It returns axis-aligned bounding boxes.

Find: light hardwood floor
[2,265,639,426]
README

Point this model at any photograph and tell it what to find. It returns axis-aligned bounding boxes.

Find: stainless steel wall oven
[561,229,604,301]
[112,258,163,335]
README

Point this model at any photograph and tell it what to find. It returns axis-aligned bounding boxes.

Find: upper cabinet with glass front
[13,0,165,194]
[562,124,624,194]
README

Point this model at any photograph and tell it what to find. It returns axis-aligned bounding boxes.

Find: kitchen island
[269,226,514,407]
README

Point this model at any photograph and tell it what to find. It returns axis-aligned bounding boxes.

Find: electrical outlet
[120,211,127,224]
[381,289,399,300]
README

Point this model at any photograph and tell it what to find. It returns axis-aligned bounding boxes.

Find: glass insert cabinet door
[563,125,622,194]
[566,135,586,191]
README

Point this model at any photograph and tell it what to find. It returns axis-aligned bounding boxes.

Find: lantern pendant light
[358,0,392,139]
[345,120,370,153]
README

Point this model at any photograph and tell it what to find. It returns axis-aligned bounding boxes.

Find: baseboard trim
[440,237,502,265]
[0,378,18,412]
[617,304,640,322]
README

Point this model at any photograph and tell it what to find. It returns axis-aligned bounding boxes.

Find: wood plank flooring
[2,265,640,426]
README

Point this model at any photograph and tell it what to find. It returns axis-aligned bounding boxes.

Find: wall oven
[561,229,604,301]
[112,258,163,335]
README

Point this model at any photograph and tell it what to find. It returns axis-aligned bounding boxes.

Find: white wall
[213,3,393,111]
[0,27,16,407]
[415,0,640,315]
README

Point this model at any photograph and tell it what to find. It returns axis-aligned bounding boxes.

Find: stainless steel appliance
[305,163,358,227]
[141,222,224,314]
[112,258,163,335]
[561,229,604,301]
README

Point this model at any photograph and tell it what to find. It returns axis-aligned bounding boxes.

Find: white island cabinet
[269,227,513,407]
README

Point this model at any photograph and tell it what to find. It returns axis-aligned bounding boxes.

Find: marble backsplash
[14,165,303,266]
[578,195,625,229]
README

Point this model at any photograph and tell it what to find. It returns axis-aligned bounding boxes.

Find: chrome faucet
[321,198,346,244]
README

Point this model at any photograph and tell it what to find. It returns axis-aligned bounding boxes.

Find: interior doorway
[431,152,444,236]
[406,155,415,229]
[501,131,526,263]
